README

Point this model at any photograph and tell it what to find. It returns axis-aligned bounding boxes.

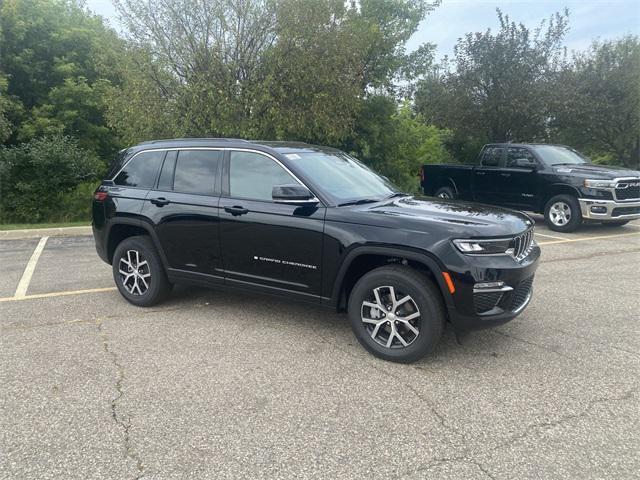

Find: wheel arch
[541,184,581,212]
[331,246,453,313]
[106,218,168,268]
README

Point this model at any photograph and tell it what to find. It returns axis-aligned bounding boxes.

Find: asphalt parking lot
[1,219,639,479]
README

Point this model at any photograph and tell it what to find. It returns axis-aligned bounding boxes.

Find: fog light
[475,281,505,289]
[590,206,607,214]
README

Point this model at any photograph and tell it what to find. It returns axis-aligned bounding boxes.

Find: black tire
[347,265,445,363]
[435,186,456,200]
[112,235,171,307]
[603,220,629,227]
[544,194,582,232]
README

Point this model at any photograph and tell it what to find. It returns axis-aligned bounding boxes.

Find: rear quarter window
[113,151,165,188]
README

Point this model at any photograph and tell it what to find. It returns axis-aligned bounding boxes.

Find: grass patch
[0,221,90,231]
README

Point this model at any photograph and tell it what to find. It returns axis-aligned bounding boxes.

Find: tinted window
[173,150,221,195]
[506,147,537,168]
[481,147,503,167]
[157,151,177,190]
[229,151,298,201]
[114,151,165,188]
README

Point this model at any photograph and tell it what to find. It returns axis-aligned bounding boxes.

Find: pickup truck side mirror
[272,184,319,205]
[514,158,538,170]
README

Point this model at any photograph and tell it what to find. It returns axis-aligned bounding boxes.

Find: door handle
[224,205,249,216]
[500,173,511,177]
[475,171,486,176]
[150,197,170,207]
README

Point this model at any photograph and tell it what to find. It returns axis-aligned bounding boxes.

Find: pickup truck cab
[93,138,540,363]
[421,143,640,232]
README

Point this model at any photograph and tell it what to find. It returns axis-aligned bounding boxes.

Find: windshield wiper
[385,192,409,200]
[337,198,380,207]
[551,162,585,166]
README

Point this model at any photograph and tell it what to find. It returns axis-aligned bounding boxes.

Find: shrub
[0,136,104,223]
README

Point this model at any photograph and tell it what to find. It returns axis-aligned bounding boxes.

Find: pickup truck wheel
[112,236,171,307]
[435,186,456,199]
[348,265,444,363]
[544,195,582,232]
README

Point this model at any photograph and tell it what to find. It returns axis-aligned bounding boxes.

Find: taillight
[419,166,425,182]
[94,191,108,201]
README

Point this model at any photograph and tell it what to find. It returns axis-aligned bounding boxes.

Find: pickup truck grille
[511,228,534,262]
[615,180,640,201]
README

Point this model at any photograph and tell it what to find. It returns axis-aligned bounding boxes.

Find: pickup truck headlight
[584,179,617,189]
[453,238,512,255]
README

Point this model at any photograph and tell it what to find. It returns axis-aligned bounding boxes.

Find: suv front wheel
[112,236,171,307]
[348,265,445,363]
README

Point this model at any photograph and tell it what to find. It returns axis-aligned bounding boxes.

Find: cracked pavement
[1,222,639,479]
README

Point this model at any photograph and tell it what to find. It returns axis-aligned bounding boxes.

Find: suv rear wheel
[112,236,171,307]
[544,194,582,232]
[347,265,445,363]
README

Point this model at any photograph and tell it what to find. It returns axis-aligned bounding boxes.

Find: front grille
[509,276,534,312]
[474,292,504,314]
[612,206,640,217]
[511,228,534,262]
[615,181,640,201]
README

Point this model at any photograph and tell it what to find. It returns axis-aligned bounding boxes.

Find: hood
[552,163,640,179]
[339,196,533,238]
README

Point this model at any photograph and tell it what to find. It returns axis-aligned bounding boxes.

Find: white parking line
[534,232,568,240]
[0,287,116,303]
[14,236,49,299]
[537,231,640,245]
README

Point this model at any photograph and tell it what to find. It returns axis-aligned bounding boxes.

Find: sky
[87,0,640,59]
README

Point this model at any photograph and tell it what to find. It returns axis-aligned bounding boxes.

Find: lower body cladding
[579,197,640,222]
[442,246,541,332]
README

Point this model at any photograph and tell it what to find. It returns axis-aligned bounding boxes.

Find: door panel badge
[253,255,317,270]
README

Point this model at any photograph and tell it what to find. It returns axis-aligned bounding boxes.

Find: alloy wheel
[361,286,421,348]
[549,201,572,226]
[118,249,151,295]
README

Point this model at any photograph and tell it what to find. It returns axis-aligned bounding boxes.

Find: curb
[0,226,93,240]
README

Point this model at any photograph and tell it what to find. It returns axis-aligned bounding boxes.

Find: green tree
[0,136,103,223]
[0,0,123,157]
[551,36,640,169]
[109,0,438,143]
[415,9,569,155]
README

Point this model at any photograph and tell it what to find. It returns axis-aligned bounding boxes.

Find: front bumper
[441,245,541,332]
[579,198,640,221]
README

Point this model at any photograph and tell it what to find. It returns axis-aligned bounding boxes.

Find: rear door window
[113,151,165,188]
[480,147,504,167]
[173,150,222,196]
[506,147,537,168]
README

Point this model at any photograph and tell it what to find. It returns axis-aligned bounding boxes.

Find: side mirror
[515,158,537,170]
[272,184,319,205]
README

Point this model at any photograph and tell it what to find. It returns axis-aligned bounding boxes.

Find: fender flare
[329,245,454,309]
[542,183,582,210]
[106,217,170,270]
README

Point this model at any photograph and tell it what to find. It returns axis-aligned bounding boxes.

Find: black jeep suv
[93,138,540,362]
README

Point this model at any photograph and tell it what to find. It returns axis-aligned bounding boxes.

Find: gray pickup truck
[420,143,640,232]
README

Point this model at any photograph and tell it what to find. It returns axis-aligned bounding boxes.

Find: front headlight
[584,179,616,189]
[453,238,512,255]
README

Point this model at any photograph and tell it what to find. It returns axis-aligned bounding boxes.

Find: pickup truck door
[498,147,540,209]
[473,146,506,205]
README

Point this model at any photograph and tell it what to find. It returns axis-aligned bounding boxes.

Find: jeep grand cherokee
[93,138,540,363]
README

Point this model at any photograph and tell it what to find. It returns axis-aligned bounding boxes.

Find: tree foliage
[0,136,103,222]
[415,9,569,161]
[551,36,640,168]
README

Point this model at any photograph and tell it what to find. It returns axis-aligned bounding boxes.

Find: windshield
[532,145,590,166]
[284,151,399,204]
